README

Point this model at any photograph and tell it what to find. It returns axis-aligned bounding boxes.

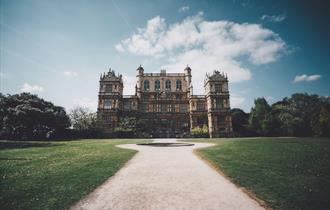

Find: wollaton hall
[96,65,233,138]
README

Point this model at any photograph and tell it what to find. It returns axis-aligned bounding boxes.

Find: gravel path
[71,139,265,210]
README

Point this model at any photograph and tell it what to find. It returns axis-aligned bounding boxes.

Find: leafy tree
[261,112,275,136]
[249,98,272,135]
[231,108,250,136]
[311,103,330,136]
[258,93,330,137]
[69,107,97,131]
[0,93,70,140]
[286,93,320,136]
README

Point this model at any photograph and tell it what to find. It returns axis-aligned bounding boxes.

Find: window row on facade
[99,98,228,110]
[191,101,206,111]
[209,83,228,93]
[212,99,230,109]
[140,103,188,113]
[100,84,120,93]
[100,99,191,113]
[141,94,185,101]
[143,79,182,91]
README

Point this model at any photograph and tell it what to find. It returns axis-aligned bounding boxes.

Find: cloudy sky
[1,0,329,112]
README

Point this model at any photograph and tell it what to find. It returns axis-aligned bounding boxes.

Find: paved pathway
[71,139,265,210]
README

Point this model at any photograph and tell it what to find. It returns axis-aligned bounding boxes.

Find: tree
[0,93,70,140]
[249,98,272,136]
[263,93,329,137]
[231,108,250,136]
[261,112,275,136]
[286,93,320,136]
[69,107,97,131]
[311,103,330,136]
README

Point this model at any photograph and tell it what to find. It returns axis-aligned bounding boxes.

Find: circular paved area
[71,139,265,210]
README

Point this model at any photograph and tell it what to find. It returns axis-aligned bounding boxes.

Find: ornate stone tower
[97,68,123,133]
[204,70,233,137]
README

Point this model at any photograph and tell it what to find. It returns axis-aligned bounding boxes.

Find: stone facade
[97,65,233,138]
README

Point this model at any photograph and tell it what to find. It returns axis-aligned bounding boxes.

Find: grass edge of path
[182,137,330,210]
[0,139,149,210]
[69,143,140,209]
[192,147,270,210]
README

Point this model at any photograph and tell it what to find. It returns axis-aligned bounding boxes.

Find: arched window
[165,80,171,90]
[155,80,160,91]
[144,80,150,91]
[176,80,182,90]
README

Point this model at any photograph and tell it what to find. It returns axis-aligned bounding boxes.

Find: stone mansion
[96,65,233,138]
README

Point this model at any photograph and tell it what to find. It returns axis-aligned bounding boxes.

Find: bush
[191,125,209,138]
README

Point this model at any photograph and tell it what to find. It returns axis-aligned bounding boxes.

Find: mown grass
[188,137,330,210]
[0,139,147,210]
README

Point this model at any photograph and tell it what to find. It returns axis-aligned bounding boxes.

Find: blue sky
[0,0,329,112]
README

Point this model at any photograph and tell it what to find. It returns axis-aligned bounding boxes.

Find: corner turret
[204,69,232,137]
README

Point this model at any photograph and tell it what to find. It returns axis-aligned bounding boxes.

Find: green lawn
[0,139,146,210]
[188,137,330,210]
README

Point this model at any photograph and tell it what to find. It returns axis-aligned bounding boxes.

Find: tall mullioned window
[217,115,225,123]
[105,84,113,92]
[215,99,222,109]
[176,80,182,90]
[180,104,188,112]
[155,80,160,91]
[141,103,148,112]
[197,102,205,111]
[215,84,221,92]
[144,80,150,91]
[165,80,171,90]
[104,99,112,109]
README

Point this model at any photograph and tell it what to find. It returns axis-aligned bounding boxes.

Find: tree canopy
[232,93,330,137]
[69,107,97,131]
[0,93,70,140]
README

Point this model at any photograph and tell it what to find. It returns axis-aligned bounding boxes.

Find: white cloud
[21,83,44,93]
[63,71,78,77]
[72,97,97,111]
[179,6,190,13]
[261,14,286,22]
[115,43,125,52]
[116,12,286,94]
[293,74,321,83]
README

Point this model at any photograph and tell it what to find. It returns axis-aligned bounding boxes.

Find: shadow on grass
[0,157,31,160]
[0,141,58,150]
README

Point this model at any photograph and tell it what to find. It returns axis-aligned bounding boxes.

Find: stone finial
[184,65,191,71]
[137,64,144,71]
